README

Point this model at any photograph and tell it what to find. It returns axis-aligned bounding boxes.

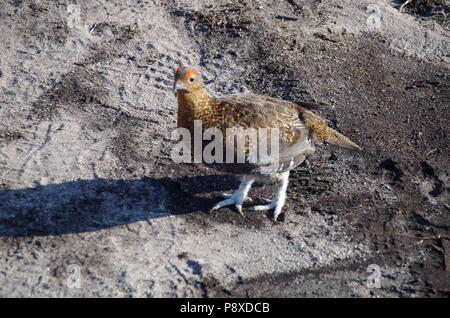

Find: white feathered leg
[209,175,255,215]
[253,171,290,220]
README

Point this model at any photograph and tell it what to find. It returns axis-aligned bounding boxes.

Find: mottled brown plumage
[174,66,361,220]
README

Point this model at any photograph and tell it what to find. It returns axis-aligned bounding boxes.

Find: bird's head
[173,66,204,95]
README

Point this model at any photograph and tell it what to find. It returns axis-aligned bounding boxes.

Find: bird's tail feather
[325,127,362,150]
[301,110,362,150]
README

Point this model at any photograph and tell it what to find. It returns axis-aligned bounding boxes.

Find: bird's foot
[253,199,285,221]
[209,177,255,216]
[252,171,290,221]
[210,192,246,215]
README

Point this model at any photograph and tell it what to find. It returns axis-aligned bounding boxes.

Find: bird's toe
[219,193,252,202]
[209,195,246,216]
[236,204,244,216]
[252,200,276,211]
[273,206,284,221]
[253,200,285,221]
[209,197,235,212]
[219,193,233,199]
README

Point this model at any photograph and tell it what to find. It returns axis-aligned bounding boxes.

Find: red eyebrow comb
[185,70,198,80]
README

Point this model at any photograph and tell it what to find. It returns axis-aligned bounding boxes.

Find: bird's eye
[188,76,195,83]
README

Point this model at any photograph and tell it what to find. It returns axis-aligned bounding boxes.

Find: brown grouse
[173,66,361,220]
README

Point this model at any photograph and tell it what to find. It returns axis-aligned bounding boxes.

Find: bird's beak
[173,82,188,95]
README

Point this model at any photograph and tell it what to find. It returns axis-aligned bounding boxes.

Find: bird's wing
[212,93,315,174]
[215,93,305,128]
[219,94,361,150]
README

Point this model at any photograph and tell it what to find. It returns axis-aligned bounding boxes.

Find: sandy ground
[0,0,449,297]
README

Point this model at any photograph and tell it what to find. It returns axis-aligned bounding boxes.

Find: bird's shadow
[0,174,240,237]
